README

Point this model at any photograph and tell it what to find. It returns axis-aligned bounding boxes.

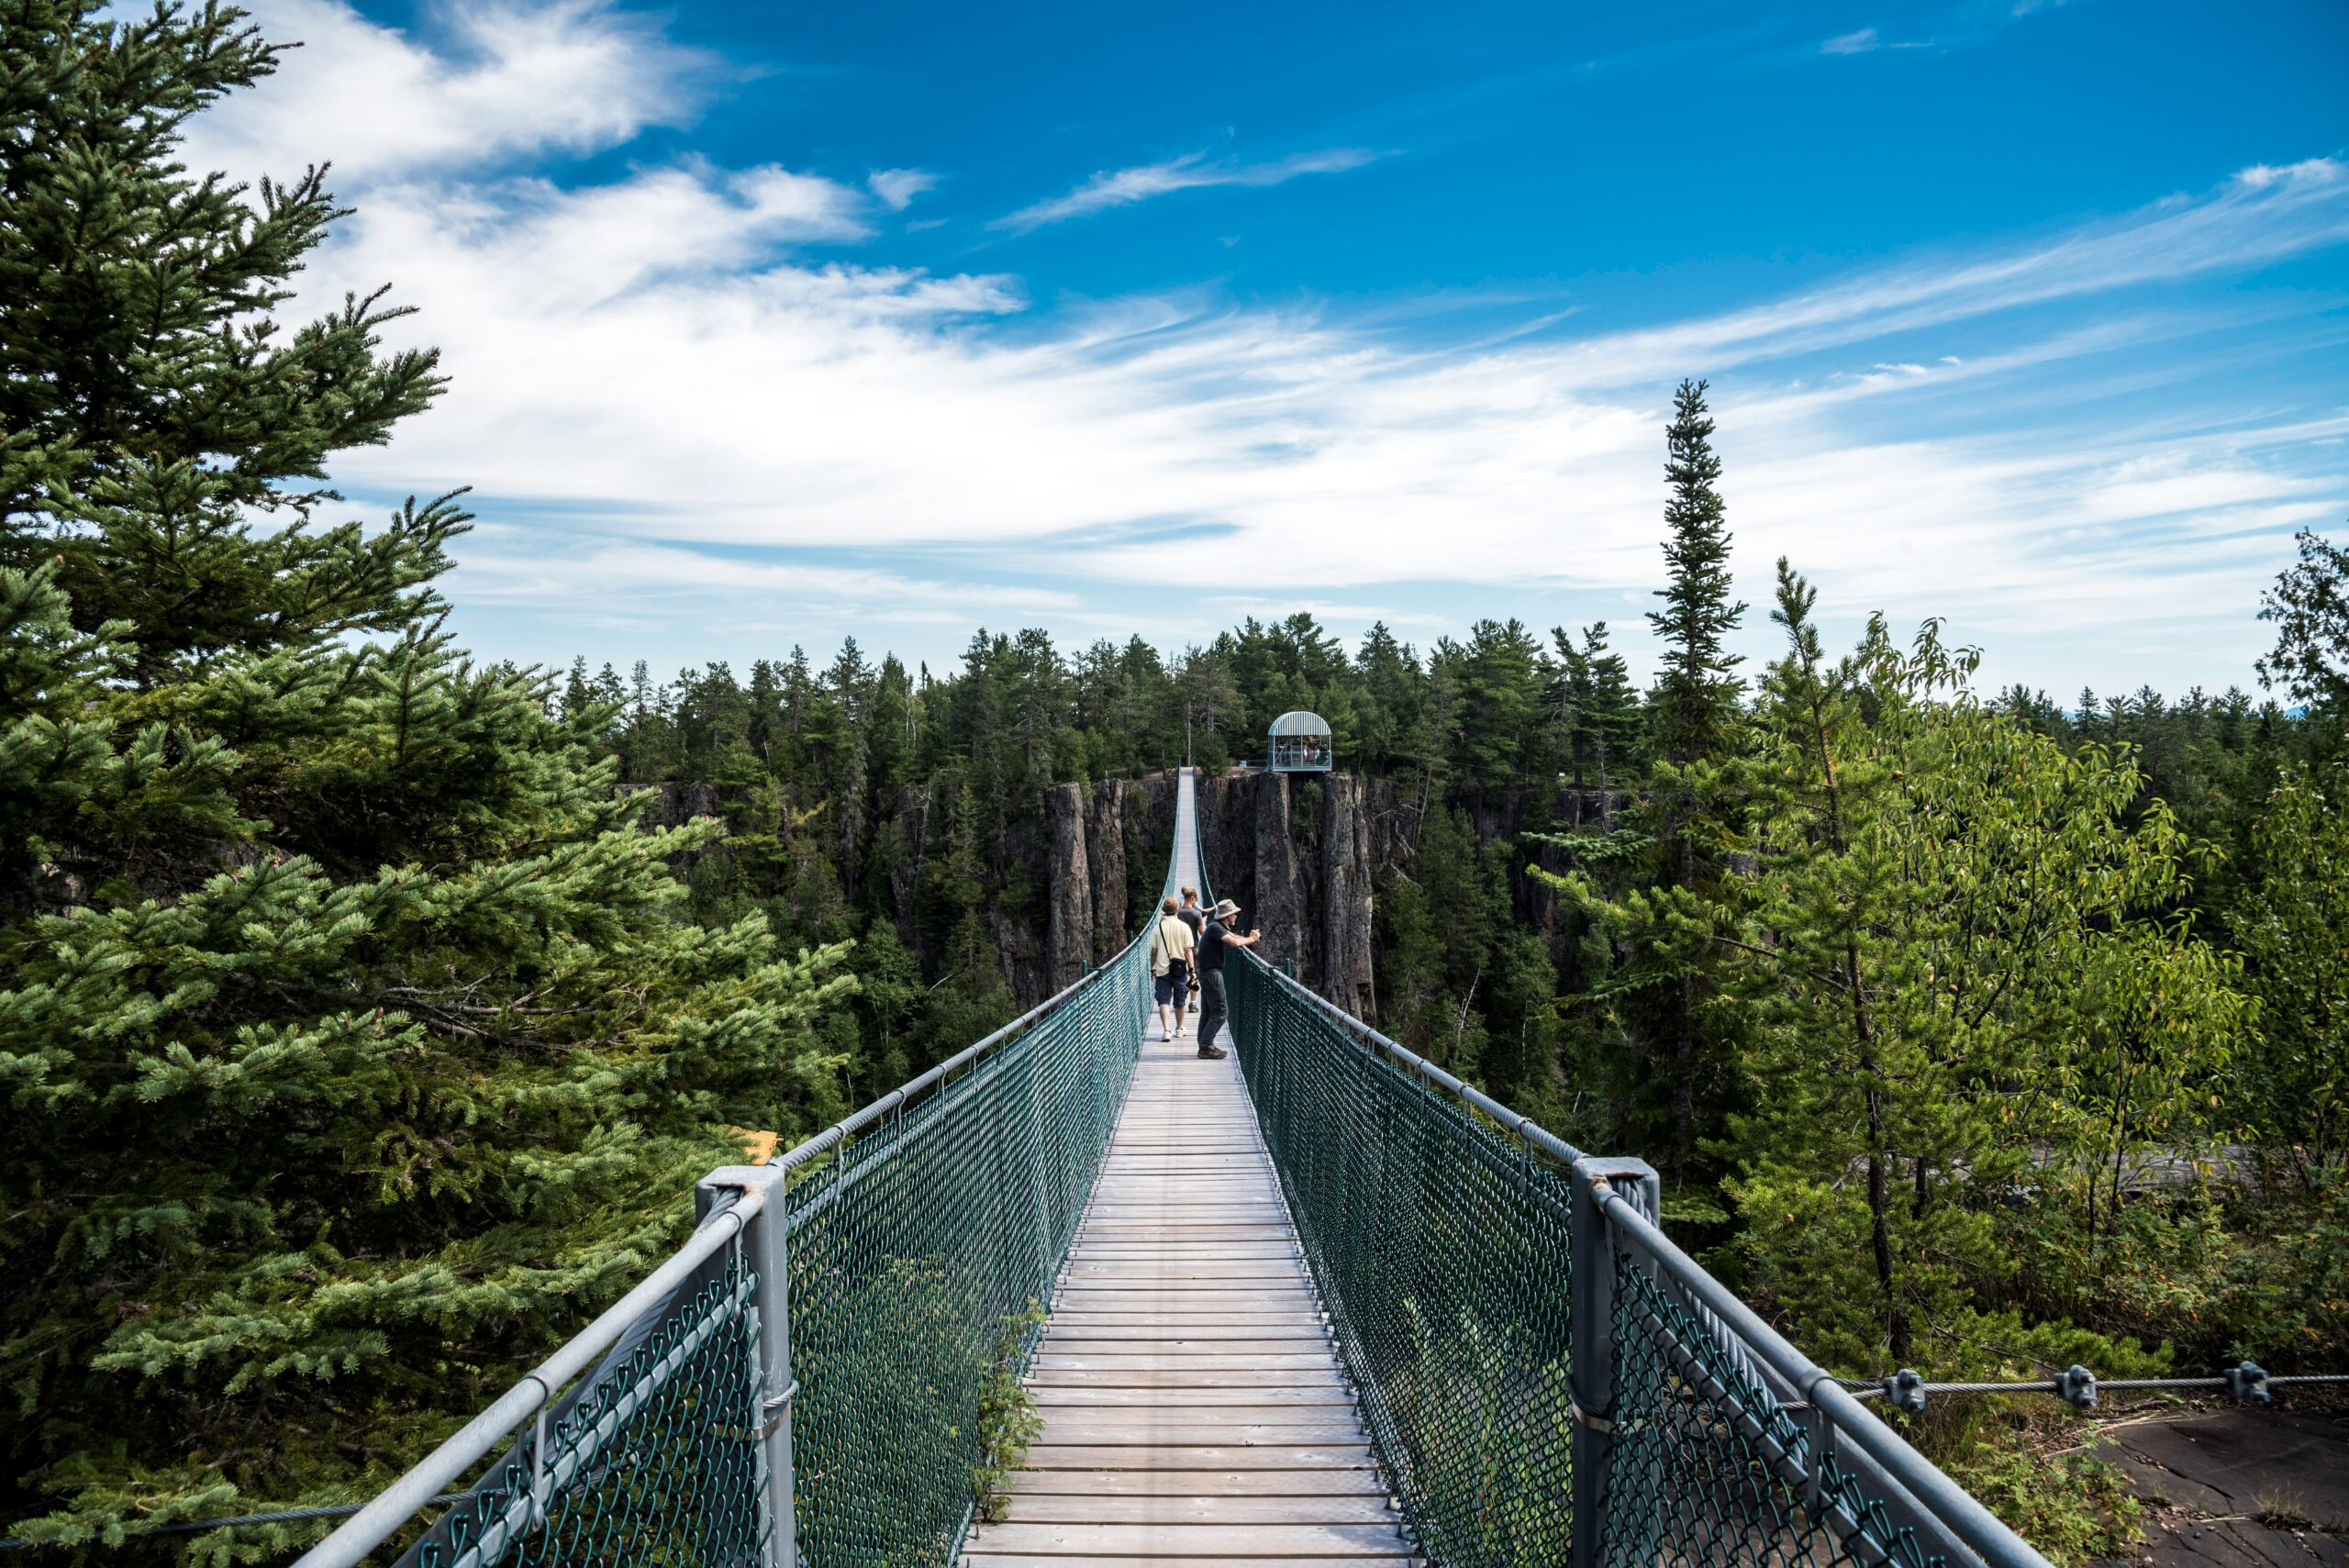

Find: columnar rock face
[1083,780,1132,963]
[1251,773,1308,974]
[1178,769,1379,1017]
[1045,783,1093,992]
[1319,775,1376,1019]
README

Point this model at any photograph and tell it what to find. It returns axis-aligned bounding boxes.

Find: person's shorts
[1154,965,1192,1006]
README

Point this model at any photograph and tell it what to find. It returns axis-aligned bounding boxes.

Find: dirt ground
[2097,1400,2349,1567]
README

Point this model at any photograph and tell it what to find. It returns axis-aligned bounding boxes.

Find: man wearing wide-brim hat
[1192,897,1261,1061]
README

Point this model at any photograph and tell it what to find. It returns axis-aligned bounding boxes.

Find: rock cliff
[1192,771,1377,1019]
[657,766,1608,1021]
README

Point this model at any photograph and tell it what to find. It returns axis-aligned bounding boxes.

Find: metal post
[700,1166,796,1568]
[1569,1156,1657,1568]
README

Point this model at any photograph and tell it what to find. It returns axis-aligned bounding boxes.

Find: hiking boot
[1196,1044,1227,1060]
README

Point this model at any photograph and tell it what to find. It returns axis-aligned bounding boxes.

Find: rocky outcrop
[1045,783,1092,991]
[1319,775,1375,1019]
[1084,781,1132,964]
[653,766,1395,1016]
[1251,773,1308,972]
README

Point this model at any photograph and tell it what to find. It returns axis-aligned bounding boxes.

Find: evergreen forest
[1,5,2344,1562]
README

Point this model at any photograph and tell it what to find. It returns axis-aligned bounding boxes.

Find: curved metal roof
[1267,709,1332,737]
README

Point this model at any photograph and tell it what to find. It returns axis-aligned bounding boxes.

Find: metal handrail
[1594,1175,2050,1568]
[297,1187,768,1568]
[1227,942,2052,1568]
[297,917,1156,1568]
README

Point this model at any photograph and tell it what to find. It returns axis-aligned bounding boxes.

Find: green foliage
[971,1303,1048,1523]
[2256,526,2349,724]
[0,6,856,1551]
[2231,763,2349,1179]
[1943,1429,2143,1568]
[1553,621,1643,797]
[1557,561,2248,1373]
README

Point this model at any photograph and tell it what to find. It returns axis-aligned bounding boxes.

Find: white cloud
[996,148,1378,231]
[1821,28,1880,53]
[191,0,2349,690]
[867,168,939,210]
[184,0,707,181]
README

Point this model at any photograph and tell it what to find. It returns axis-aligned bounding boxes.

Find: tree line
[1,6,2343,1562]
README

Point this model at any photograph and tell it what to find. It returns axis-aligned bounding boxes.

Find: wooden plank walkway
[963,772,1409,1568]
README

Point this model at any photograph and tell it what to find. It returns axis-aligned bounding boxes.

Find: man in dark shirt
[1174,887,1206,1038]
[1192,897,1261,1061]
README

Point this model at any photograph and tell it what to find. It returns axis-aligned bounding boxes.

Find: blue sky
[194,0,2348,695]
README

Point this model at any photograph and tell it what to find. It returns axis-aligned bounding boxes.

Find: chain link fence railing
[293,773,2054,1568]
[296,772,1186,1568]
[781,935,1147,1568]
[1225,951,2053,1568]
[1226,951,1575,1568]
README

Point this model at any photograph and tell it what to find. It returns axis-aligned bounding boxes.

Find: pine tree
[0,6,852,1551]
[1630,379,1747,1178]
[1455,617,1545,791]
[1647,379,1746,766]
[1553,622,1642,809]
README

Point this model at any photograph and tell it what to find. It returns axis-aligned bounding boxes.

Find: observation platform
[964,772,1405,1566]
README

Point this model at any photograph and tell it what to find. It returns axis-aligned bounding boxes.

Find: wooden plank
[1035,1407,1353,1428]
[1004,1468,1387,1497]
[1063,1262,1305,1278]
[969,1558,1422,1568]
[1020,1445,1375,1471]
[1043,1314,1324,1329]
[1041,1353,1336,1371]
[965,1523,1411,1557]
[1028,1369,1351,1390]
[1040,1324,1324,1341]
[1042,1343,1331,1361]
[1031,1391,1359,1411]
[996,1494,1397,1526]
[1036,1423,1371,1446]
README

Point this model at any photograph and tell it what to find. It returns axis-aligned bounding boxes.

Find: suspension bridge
[300,770,2051,1568]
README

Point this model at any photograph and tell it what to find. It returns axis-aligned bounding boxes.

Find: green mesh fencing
[382,923,1152,1568]
[411,1251,769,1568]
[1226,953,1575,1568]
[1605,1243,1944,1568]
[781,935,1149,1568]
[322,773,2040,1568]
[1225,953,2036,1568]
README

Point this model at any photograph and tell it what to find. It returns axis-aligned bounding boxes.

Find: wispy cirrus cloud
[866,168,939,210]
[994,148,1379,231]
[1813,0,2076,59]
